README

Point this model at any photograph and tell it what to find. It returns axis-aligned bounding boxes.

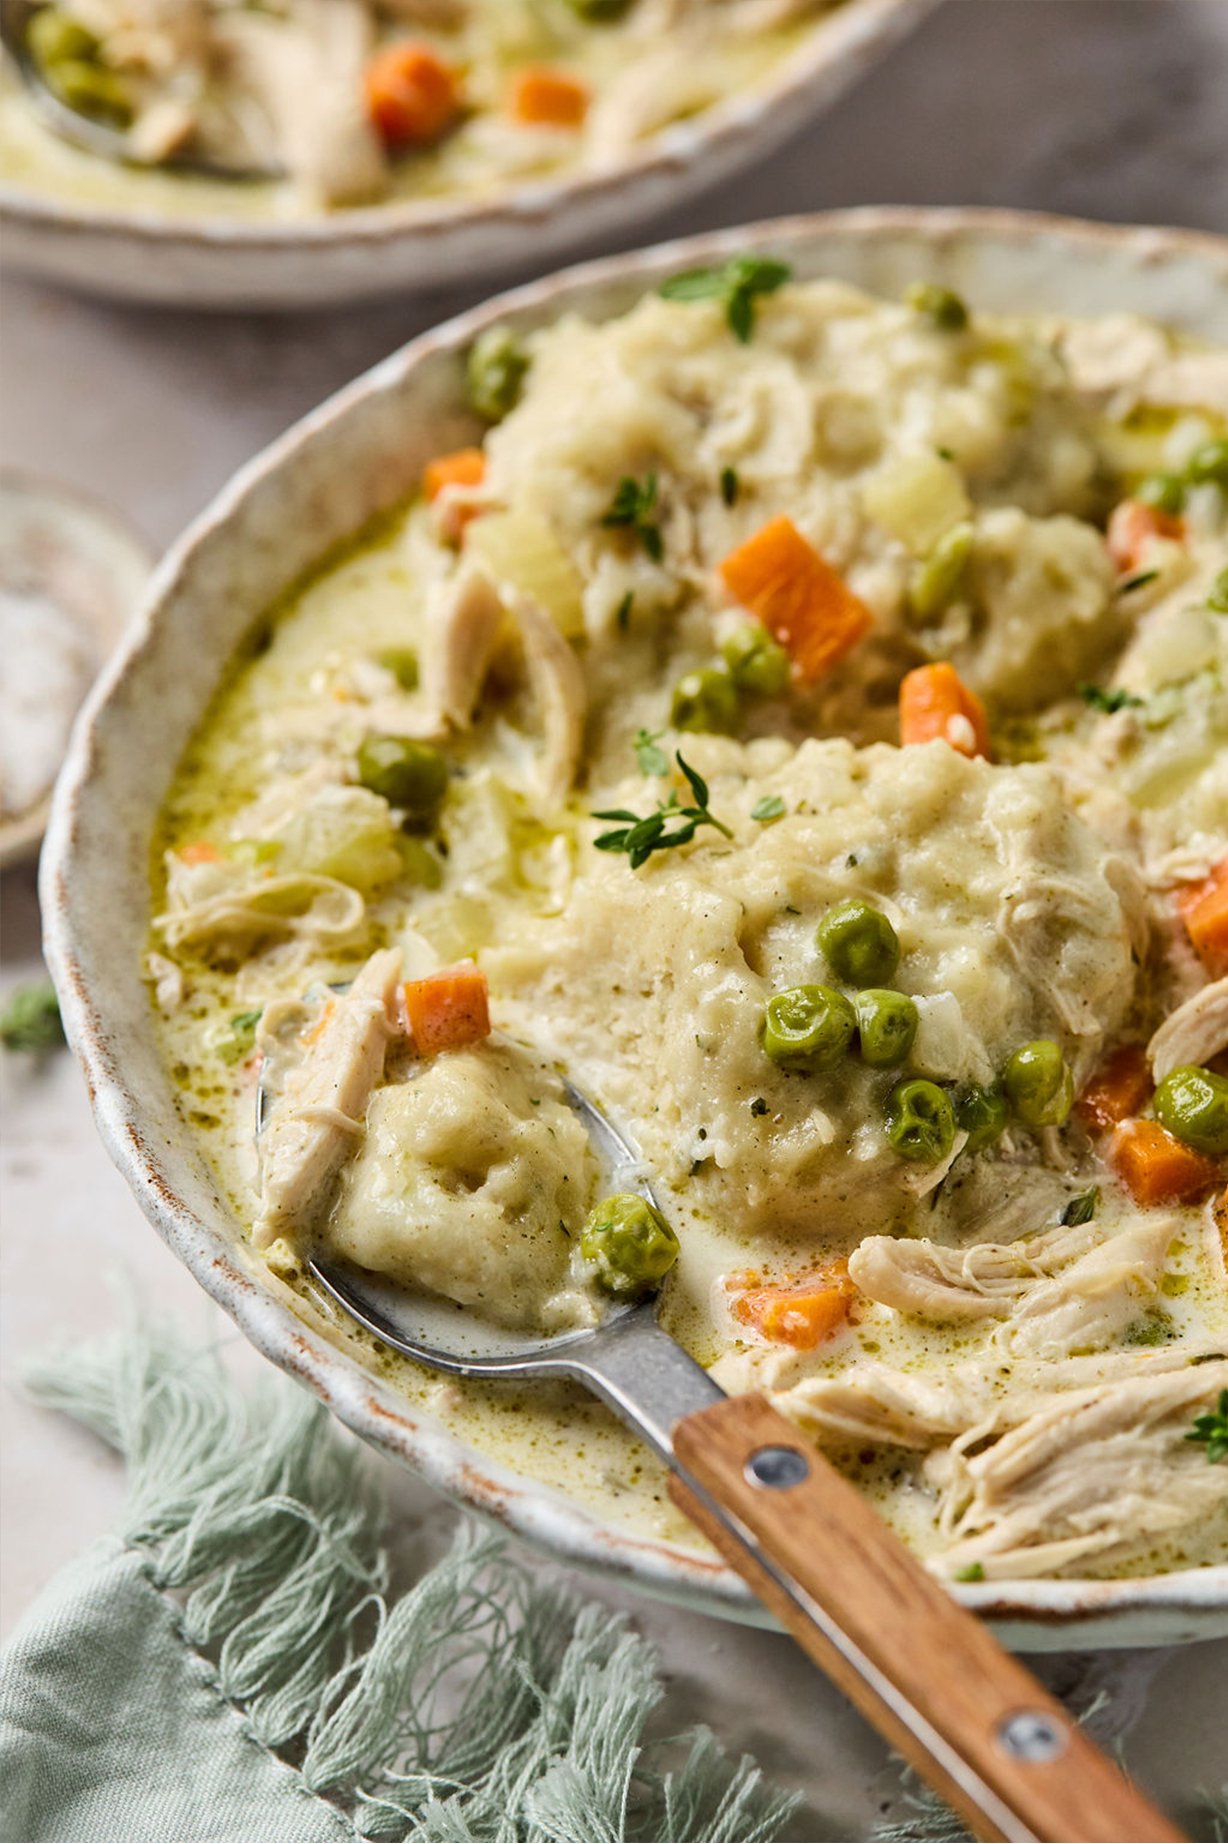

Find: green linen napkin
[0,1327,798,1844]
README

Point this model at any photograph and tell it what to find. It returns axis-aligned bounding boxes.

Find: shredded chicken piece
[419,564,506,731]
[992,1216,1175,1359]
[847,1219,1101,1322]
[156,873,364,953]
[1148,977,1228,1081]
[506,589,588,808]
[254,947,402,1248]
[221,0,387,205]
[935,1360,1228,1578]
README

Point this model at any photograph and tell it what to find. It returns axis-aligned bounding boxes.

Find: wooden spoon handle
[669,1393,1183,1844]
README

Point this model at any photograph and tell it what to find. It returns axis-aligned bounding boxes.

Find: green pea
[1208,566,1228,614]
[356,735,448,826]
[45,58,132,124]
[905,281,969,332]
[671,664,739,734]
[581,1193,679,1297]
[375,646,419,690]
[762,984,856,1072]
[1153,1065,1228,1158]
[885,1078,956,1164]
[721,624,791,697]
[909,521,974,620]
[817,898,900,986]
[27,6,98,66]
[1185,438,1228,489]
[1002,1039,1074,1129]
[855,990,918,1068]
[466,326,529,424]
[954,1081,1009,1153]
[1136,472,1186,515]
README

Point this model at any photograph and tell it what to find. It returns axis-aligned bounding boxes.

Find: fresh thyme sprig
[602,473,663,562]
[658,255,792,343]
[1079,683,1144,714]
[1186,1389,1228,1464]
[592,753,732,870]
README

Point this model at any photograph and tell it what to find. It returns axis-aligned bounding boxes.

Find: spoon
[258,1043,1183,1844]
[0,0,280,180]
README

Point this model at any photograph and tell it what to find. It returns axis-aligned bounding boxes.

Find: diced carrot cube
[1075,1043,1153,1134]
[178,841,221,865]
[423,448,486,502]
[403,965,490,1057]
[365,42,461,150]
[509,66,589,128]
[1106,499,1184,573]
[898,661,991,759]
[728,1260,854,1350]
[719,516,872,685]
[1109,1117,1222,1206]
[1176,857,1228,975]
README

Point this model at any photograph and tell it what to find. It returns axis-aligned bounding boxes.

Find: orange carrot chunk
[365,42,461,150]
[509,66,589,128]
[404,965,491,1057]
[898,661,991,760]
[423,447,486,502]
[719,516,872,685]
[1106,499,1184,573]
[1109,1117,1222,1206]
[1075,1043,1153,1135]
[178,841,222,865]
[728,1261,854,1351]
[1176,856,1228,975]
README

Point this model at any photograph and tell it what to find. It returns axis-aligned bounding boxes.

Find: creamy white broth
[151,276,1228,1579]
[0,0,818,218]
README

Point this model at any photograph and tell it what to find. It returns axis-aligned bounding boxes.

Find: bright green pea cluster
[356,735,449,828]
[817,899,901,986]
[581,1193,679,1297]
[466,327,529,424]
[1154,1065,1228,1157]
[670,622,790,735]
[1135,434,1228,517]
[1002,1039,1074,1129]
[27,7,133,125]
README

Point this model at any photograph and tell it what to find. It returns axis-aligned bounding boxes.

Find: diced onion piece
[861,454,971,556]
[465,508,585,638]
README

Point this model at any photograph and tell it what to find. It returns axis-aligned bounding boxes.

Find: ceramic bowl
[42,207,1228,1648]
[0,0,929,311]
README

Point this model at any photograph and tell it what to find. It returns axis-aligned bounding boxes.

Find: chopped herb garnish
[1079,683,1144,714]
[1186,1389,1228,1463]
[749,1097,769,1117]
[954,1562,985,1583]
[0,980,64,1052]
[935,445,956,461]
[615,590,634,632]
[658,255,792,344]
[592,752,732,870]
[751,795,786,823]
[905,281,969,332]
[720,466,740,507]
[1125,1311,1174,1348]
[602,473,663,562]
[634,728,669,777]
[1117,569,1159,596]
[1061,1186,1100,1227]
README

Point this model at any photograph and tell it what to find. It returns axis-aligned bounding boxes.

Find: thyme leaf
[592,751,731,870]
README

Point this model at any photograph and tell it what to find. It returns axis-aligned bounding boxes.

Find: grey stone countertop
[2,3,1226,1836]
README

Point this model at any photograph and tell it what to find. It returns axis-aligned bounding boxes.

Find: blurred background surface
[3,4,1227,1837]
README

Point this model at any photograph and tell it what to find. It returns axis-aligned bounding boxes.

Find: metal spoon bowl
[0,0,280,180]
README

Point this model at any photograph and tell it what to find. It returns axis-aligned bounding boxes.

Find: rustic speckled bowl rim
[0,0,932,307]
[43,206,1228,1649]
